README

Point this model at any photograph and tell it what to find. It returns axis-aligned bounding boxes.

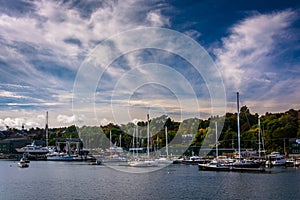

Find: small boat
[182,156,208,165]
[286,158,296,167]
[265,152,286,167]
[199,160,230,171]
[18,159,29,168]
[89,160,102,165]
[295,158,300,167]
[230,159,263,169]
[199,122,231,171]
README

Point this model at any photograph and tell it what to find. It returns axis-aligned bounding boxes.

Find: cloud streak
[215,10,300,113]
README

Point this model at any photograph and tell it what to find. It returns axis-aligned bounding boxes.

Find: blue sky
[0,0,299,129]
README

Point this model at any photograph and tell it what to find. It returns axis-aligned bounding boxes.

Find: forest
[29,107,300,154]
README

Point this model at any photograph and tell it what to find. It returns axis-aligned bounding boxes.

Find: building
[288,138,300,156]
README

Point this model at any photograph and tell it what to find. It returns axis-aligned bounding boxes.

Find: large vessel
[15,141,49,154]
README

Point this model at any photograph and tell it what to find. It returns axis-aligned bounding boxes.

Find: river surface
[0,160,299,200]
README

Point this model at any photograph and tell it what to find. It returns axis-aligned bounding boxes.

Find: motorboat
[16,141,49,154]
[182,156,208,165]
[265,152,286,166]
[198,160,230,171]
[18,159,29,168]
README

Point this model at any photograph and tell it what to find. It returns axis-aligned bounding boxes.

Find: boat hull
[128,160,158,167]
[18,162,29,168]
[198,164,230,171]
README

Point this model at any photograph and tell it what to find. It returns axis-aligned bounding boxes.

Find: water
[0,160,299,200]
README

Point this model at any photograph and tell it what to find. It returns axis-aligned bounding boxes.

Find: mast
[45,111,49,147]
[110,130,112,157]
[258,117,261,159]
[165,126,169,159]
[237,92,241,161]
[132,128,135,157]
[136,125,138,157]
[147,114,150,157]
[110,130,112,148]
[215,121,218,161]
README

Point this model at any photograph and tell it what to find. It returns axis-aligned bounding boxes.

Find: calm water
[0,160,299,200]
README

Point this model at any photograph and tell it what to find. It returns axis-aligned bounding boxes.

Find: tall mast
[136,125,138,157]
[258,117,261,159]
[45,111,48,147]
[110,130,112,157]
[110,130,112,148]
[132,128,135,157]
[215,121,218,161]
[237,92,241,161]
[165,126,168,159]
[147,114,150,157]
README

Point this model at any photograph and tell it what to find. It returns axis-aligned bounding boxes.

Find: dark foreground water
[0,160,299,200]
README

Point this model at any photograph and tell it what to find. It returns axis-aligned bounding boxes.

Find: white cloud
[57,114,76,124]
[0,113,45,130]
[0,90,25,99]
[146,10,170,27]
[99,118,113,126]
[215,10,296,92]
[0,0,173,127]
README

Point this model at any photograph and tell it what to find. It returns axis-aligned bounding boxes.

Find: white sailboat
[128,114,158,167]
[157,126,173,164]
[231,92,264,171]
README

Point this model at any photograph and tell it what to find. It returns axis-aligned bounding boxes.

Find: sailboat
[101,131,127,164]
[128,114,158,167]
[157,126,174,164]
[198,122,230,171]
[230,92,264,171]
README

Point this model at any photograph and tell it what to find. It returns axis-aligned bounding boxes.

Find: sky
[0,0,299,129]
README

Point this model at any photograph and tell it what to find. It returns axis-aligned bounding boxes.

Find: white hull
[16,149,49,154]
[157,158,173,164]
[266,152,286,166]
[128,160,158,167]
[15,141,49,154]
[18,161,29,168]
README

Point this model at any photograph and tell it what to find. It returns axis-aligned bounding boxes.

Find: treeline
[27,107,299,153]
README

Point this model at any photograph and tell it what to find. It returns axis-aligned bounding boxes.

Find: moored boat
[229,92,265,172]
[265,152,286,167]
[128,159,158,167]
[182,156,208,165]
[15,141,49,154]
[199,160,230,171]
